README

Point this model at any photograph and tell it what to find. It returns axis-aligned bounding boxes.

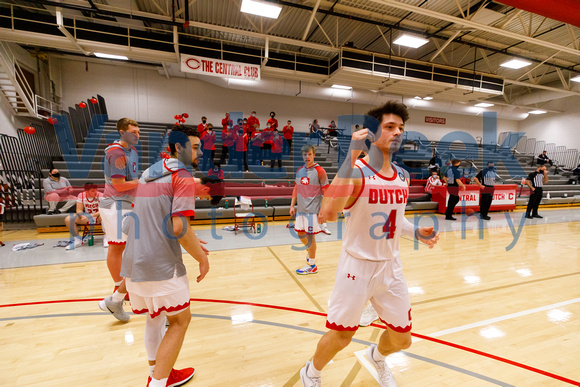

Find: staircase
[0,41,62,118]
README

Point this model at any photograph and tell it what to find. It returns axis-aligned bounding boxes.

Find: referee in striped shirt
[525,164,548,219]
[474,162,497,220]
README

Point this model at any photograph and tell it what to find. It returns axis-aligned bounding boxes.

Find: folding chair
[234,196,256,235]
[81,216,104,244]
[0,202,4,247]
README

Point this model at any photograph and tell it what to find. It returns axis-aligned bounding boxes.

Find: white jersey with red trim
[343,159,409,262]
[77,192,103,214]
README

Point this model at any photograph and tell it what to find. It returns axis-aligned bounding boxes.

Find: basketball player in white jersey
[300,101,439,387]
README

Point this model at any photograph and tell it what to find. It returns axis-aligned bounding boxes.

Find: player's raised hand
[416,226,439,248]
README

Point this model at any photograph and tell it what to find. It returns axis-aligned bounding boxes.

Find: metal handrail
[0,41,35,115]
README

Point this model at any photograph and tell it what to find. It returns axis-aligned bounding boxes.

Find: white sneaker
[365,345,397,387]
[360,303,379,327]
[320,223,331,235]
[103,236,109,248]
[98,295,130,322]
[299,361,321,387]
[65,237,83,250]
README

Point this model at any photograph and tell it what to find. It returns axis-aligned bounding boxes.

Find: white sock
[373,346,387,362]
[111,290,126,303]
[307,362,322,378]
[149,377,167,387]
[149,365,155,377]
[114,281,123,287]
[308,257,316,266]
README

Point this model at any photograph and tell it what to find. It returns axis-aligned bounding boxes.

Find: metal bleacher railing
[504,131,579,169]
[0,95,108,223]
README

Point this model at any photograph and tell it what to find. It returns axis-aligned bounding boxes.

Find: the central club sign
[181,54,260,80]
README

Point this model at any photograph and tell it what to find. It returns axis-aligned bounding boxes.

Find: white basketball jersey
[343,159,409,262]
[77,192,103,214]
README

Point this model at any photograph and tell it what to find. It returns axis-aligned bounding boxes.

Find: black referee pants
[480,187,494,217]
[526,187,543,216]
[445,187,460,218]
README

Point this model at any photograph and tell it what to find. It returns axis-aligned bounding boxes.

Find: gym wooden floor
[1,209,579,386]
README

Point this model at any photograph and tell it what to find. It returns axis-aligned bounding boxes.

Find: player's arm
[111,177,139,192]
[289,184,298,217]
[321,129,370,221]
[173,216,209,283]
[74,201,84,216]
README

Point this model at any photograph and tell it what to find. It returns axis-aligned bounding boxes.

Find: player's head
[169,125,202,168]
[452,159,461,166]
[301,144,316,165]
[116,118,140,146]
[83,182,98,197]
[366,101,408,152]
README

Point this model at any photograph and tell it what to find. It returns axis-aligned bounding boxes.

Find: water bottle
[257,223,262,233]
[225,200,229,209]
[546,192,550,199]
[265,199,268,208]
[88,235,94,246]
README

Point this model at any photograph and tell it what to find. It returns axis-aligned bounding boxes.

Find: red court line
[1,297,578,386]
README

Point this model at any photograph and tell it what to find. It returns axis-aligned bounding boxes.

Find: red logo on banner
[425,116,446,125]
[185,58,201,70]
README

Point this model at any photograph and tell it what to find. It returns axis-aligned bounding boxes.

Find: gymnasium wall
[57,58,518,145]
[516,96,580,152]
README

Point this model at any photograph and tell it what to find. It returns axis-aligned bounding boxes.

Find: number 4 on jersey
[382,209,397,239]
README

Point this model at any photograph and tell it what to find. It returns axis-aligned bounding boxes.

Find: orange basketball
[466,208,475,216]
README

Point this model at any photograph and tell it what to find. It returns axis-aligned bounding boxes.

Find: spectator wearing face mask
[43,168,76,215]
[267,111,278,131]
[247,111,260,134]
[197,116,208,138]
[282,120,294,155]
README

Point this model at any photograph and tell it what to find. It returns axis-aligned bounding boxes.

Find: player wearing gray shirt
[120,126,209,387]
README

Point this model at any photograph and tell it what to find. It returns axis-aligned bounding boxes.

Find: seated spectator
[270,128,283,169]
[208,163,224,180]
[310,119,320,134]
[571,162,580,184]
[537,150,553,166]
[65,182,104,250]
[43,168,76,215]
[424,170,443,200]
[328,120,337,136]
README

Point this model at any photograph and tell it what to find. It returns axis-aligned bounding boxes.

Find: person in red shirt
[249,130,263,166]
[197,116,208,138]
[328,120,337,136]
[201,123,216,172]
[243,118,254,137]
[208,163,225,180]
[267,111,278,131]
[232,120,249,172]
[221,112,233,129]
[261,122,273,161]
[282,120,294,155]
[247,111,260,133]
[270,128,283,169]
[219,123,234,165]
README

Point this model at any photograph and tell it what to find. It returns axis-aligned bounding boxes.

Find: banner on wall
[180,54,260,80]
[425,116,446,125]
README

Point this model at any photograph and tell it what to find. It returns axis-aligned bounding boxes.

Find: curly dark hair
[168,125,200,155]
[366,100,409,123]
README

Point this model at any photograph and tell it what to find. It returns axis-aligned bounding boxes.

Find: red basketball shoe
[146,367,195,387]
